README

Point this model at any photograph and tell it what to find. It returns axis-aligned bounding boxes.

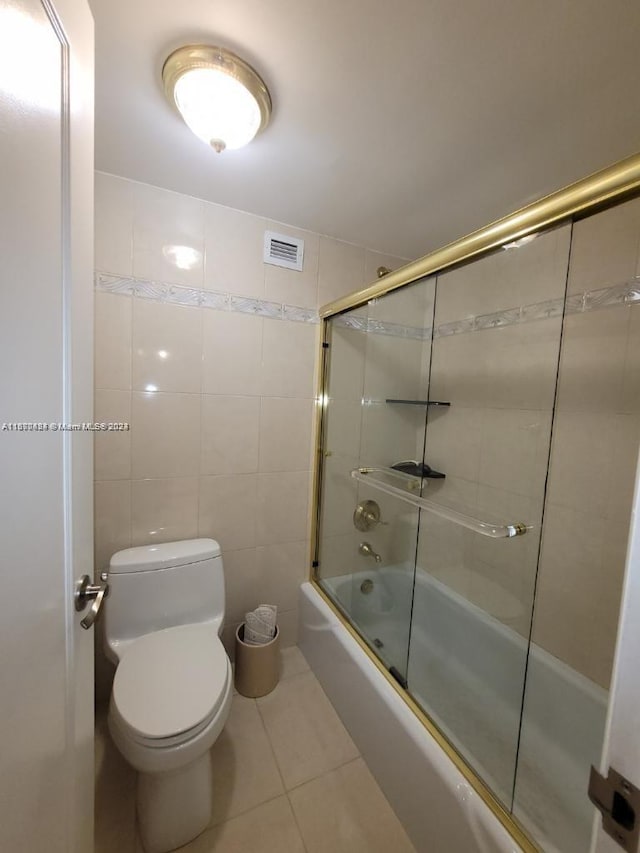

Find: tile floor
[95,646,415,853]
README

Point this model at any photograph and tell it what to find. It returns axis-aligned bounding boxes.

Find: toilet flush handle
[74,572,109,630]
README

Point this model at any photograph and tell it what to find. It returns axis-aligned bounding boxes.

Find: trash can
[234,623,280,698]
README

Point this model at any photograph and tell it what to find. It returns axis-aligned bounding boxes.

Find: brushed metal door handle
[74,573,109,630]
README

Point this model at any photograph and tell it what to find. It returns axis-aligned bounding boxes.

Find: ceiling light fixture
[162,44,272,154]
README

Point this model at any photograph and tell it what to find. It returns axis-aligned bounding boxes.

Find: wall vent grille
[263,230,304,271]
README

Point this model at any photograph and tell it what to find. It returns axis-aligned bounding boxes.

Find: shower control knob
[353,500,386,532]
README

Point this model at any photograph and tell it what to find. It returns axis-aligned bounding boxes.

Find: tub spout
[358,542,382,563]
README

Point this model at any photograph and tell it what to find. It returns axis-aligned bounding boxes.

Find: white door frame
[595,434,640,852]
[0,0,94,849]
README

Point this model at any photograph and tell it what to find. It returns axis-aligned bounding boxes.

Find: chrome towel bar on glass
[350,467,528,538]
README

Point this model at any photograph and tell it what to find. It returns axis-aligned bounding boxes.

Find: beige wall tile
[567,197,640,294]
[256,541,308,612]
[94,481,131,572]
[435,253,499,326]
[425,405,481,482]
[199,474,257,552]
[256,471,310,546]
[204,204,266,298]
[622,304,640,413]
[318,237,365,307]
[222,548,260,624]
[319,456,360,537]
[259,397,314,472]
[256,671,359,789]
[131,391,201,478]
[264,224,319,309]
[546,411,613,517]
[478,408,551,498]
[260,319,316,398]
[325,399,363,459]
[132,182,205,287]
[130,477,198,546]
[606,413,640,521]
[369,275,435,329]
[94,390,131,480]
[359,403,425,469]
[95,172,133,276]
[95,293,132,391]
[209,694,285,826]
[132,300,202,394]
[493,223,571,308]
[201,395,260,475]
[328,326,366,401]
[363,335,426,401]
[479,319,562,411]
[429,332,488,408]
[274,608,299,647]
[202,311,262,396]
[289,758,415,853]
[531,504,619,687]
[363,249,410,287]
[318,532,361,581]
[556,307,629,413]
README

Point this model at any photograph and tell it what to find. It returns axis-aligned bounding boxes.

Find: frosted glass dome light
[163,45,271,154]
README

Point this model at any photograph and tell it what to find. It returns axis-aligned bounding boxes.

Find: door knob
[74,573,109,630]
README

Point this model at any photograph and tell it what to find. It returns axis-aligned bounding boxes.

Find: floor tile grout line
[284,788,311,853]
[254,668,361,794]
[252,695,310,852]
[208,790,286,833]
[254,694,289,793]
[284,754,363,796]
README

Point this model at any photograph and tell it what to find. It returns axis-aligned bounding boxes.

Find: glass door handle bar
[350,467,528,538]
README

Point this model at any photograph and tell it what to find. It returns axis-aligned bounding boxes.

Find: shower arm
[350,467,528,539]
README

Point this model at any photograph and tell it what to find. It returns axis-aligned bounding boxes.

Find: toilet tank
[104,538,225,662]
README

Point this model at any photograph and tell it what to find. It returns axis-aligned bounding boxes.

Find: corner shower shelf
[385,399,451,406]
[350,466,528,539]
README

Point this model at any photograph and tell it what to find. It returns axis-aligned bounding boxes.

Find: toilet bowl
[103,539,232,853]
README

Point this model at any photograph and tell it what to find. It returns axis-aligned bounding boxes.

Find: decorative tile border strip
[95,273,320,325]
[96,272,640,338]
[334,276,640,340]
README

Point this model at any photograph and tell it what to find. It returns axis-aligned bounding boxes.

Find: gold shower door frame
[309,152,640,853]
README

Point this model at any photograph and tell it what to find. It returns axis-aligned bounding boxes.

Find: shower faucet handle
[353,500,387,532]
[358,542,382,563]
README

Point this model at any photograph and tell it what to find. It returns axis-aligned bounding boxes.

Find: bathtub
[299,568,606,853]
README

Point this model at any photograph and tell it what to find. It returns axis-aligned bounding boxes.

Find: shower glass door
[315,189,640,853]
[316,276,436,682]
[406,224,571,806]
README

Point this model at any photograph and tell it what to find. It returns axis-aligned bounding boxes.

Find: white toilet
[103,538,233,853]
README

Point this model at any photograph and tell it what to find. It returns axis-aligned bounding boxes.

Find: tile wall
[318,278,435,585]
[318,205,640,690]
[418,224,572,639]
[532,198,640,687]
[93,171,406,699]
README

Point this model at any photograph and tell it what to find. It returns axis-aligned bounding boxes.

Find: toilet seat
[111,622,230,748]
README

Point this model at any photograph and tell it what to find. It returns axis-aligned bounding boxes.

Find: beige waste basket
[234,623,280,698]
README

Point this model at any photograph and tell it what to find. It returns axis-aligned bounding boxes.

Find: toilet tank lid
[109,538,221,574]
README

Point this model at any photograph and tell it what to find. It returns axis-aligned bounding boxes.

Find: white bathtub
[300,568,606,853]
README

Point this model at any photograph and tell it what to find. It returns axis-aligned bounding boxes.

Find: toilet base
[137,752,212,853]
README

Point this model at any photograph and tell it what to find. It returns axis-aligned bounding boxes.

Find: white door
[0,0,94,851]
[594,442,640,853]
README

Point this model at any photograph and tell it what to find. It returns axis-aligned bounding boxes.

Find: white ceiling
[90,0,640,259]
